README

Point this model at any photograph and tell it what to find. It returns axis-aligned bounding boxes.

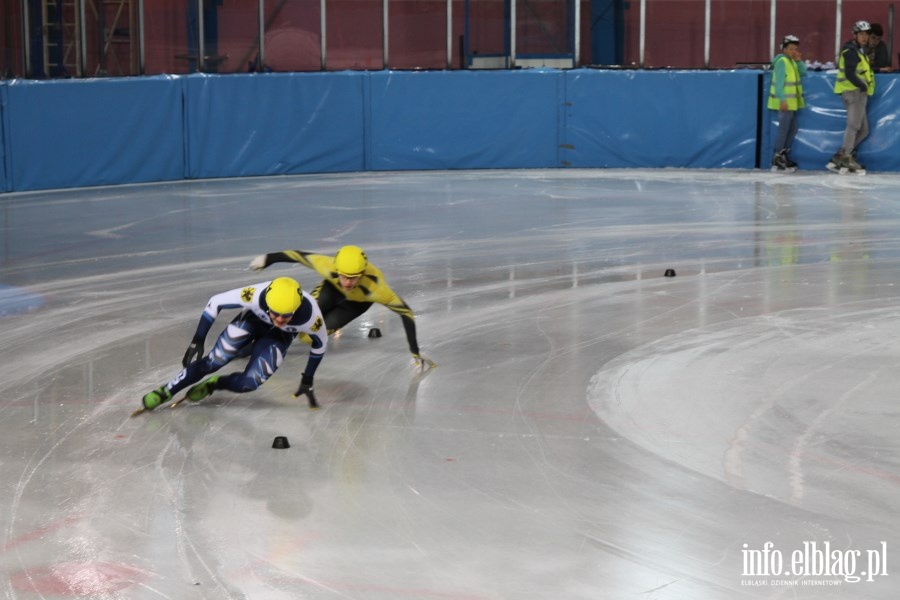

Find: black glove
[294,373,319,409]
[182,339,204,367]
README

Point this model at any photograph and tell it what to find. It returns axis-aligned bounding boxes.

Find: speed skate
[826,162,865,176]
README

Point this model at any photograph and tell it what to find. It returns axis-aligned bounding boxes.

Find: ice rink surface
[1,169,899,599]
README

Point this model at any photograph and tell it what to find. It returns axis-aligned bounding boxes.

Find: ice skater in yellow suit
[250,245,435,370]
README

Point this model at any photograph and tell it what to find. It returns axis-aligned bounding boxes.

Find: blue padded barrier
[5,69,900,193]
[183,72,366,179]
[368,70,563,170]
[6,76,184,192]
[564,69,759,169]
[763,71,900,172]
[0,83,8,192]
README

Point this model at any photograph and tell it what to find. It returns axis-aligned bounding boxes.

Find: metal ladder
[42,0,79,76]
[94,0,137,75]
[40,0,136,77]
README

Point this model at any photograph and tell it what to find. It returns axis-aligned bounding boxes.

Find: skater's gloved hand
[294,373,319,409]
[248,255,267,271]
[412,353,436,370]
[182,339,204,367]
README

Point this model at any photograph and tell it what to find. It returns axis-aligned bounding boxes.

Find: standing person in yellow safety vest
[769,35,807,171]
[828,20,875,174]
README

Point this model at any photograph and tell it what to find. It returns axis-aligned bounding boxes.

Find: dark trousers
[773,109,799,154]
[313,280,373,333]
[168,310,294,395]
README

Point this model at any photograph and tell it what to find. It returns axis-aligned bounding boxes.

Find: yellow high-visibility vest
[834,46,874,95]
[768,55,805,110]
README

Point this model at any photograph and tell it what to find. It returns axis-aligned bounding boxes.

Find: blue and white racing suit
[166,281,326,396]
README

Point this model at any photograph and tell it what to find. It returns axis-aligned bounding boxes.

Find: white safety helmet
[853,20,872,33]
[782,34,800,48]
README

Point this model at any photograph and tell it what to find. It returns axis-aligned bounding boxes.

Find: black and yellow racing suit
[259,250,421,355]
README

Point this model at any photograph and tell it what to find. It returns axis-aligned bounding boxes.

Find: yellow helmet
[264,277,302,315]
[334,245,368,277]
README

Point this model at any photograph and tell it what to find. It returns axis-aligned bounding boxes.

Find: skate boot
[783,149,798,169]
[851,150,866,172]
[186,375,220,402]
[844,152,864,173]
[826,152,844,172]
[172,376,221,409]
[771,150,790,172]
[132,386,173,416]
[827,151,856,174]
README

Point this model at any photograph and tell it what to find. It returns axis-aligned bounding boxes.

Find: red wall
[626,0,896,69]
[2,0,897,77]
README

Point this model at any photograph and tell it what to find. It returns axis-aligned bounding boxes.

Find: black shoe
[772,151,790,170]
[843,152,863,171]
[783,150,798,169]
